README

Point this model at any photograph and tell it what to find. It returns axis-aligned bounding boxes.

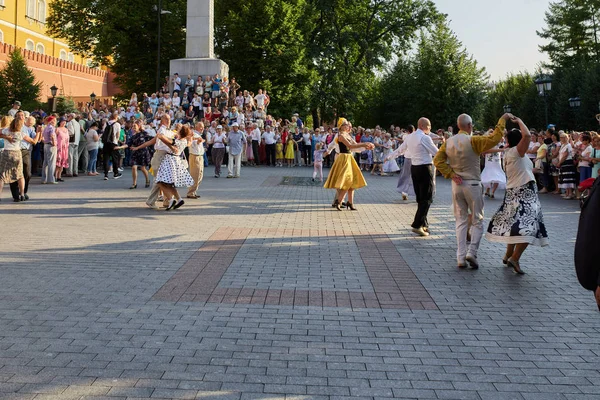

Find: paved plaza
[0,166,598,400]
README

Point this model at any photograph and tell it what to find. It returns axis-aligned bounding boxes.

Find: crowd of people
[1,79,600,308]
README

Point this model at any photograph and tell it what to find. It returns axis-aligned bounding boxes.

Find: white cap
[231,122,239,127]
[217,125,223,129]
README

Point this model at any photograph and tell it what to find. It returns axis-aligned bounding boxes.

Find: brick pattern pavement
[0,166,599,400]
[154,227,436,310]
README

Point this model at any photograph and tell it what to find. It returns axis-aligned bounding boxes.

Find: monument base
[169,58,229,80]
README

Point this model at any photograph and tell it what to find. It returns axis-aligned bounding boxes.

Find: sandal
[129,184,137,189]
[145,180,150,188]
[507,258,525,275]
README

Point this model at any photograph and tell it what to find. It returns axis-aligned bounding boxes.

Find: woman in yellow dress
[324,118,374,210]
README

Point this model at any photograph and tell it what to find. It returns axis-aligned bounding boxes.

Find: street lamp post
[155,1,172,92]
[90,92,96,108]
[503,104,512,114]
[535,75,553,127]
[568,97,581,109]
[50,84,58,112]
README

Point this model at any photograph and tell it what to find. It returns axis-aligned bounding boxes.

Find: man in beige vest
[434,113,511,269]
[187,122,205,199]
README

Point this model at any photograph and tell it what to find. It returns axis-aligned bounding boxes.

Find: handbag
[180,150,189,169]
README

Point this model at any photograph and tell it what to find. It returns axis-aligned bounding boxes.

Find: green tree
[369,20,488,129]
[55,96,78,114]
[482,73,542,129]
[305,0,440,123]
[48,0,186,95]
[0,48,42,113]
[537,0,600,68]
[215,0,313,118]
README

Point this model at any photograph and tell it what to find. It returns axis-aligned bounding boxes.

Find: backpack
[101,122,114,144]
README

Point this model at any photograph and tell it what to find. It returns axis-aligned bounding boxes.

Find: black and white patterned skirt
[558,159,577,189]
[485,181,549,247]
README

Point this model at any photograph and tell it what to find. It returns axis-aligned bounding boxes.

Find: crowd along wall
[0,43,120,104]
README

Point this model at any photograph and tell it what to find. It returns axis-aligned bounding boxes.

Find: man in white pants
[434,113,511,269]
[227,123,245,178]
[187,122,205,199]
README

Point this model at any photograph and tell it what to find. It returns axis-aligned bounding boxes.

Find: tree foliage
[215,0,313,117]
[0,48,42,113]
[537,0,600,68]
[48,0,186,94]
[304,0,440,122]
[361,20,488,129]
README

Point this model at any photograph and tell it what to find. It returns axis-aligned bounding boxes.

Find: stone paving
[0,164,598,400]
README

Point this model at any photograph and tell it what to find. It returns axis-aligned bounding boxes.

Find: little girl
[312,143,327,182]
[275,138,284,167]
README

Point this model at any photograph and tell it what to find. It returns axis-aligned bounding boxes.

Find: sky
[433,0,551,81]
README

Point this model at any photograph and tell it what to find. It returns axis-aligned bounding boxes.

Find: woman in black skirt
[557,132,577,200]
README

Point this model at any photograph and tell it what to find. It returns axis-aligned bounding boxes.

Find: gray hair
[457,114,472,129]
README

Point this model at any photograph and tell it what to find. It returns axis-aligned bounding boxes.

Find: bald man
[434,113,511,269]
[395,118,439,236]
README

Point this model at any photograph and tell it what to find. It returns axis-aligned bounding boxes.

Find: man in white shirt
[254,89,266,109]
[66,113,82,176]
[227,123,246,178]
[187,122,205,199]
[395,118,438,236]
[262,125,277,166]
[173,73,181,95]
[7,101,21,117]
[251,124,261,166]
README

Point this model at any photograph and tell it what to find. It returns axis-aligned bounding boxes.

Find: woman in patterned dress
[155,125,194,210]
[486,116,549,274]
[127,121,153,189]
[55,118,70,182]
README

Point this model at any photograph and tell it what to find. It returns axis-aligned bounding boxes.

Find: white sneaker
[466,254,479,269]
[402,192,408,201]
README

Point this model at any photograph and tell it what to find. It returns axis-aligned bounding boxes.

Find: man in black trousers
[394,117,439,236]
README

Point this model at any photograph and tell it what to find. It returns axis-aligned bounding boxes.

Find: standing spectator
[7,114,40,200]
[557,132,576,199]
[66,113,81,177]
[227,123,245,178]
[85,122,100,176]
[262,125,277,167]
[102,112,123,180]
[212,74,222,107]
[7,101,21,117]
[77,115,89,175]
[302,128,312,166]
[229,79,240,107]
[210,125,227,178]
[41,116,58,184]
[54,118,69,182]
[250,123,261,166]
[172,73,181,95]
[578,134,594,183]
[187,122,205,199]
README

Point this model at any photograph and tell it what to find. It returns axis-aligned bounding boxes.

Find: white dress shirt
[396,129,438,166]
[190,131,205,156]
[251,128,261,141]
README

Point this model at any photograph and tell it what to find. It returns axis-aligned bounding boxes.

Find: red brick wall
[0,43,120,102]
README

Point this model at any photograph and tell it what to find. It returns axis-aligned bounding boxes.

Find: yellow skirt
[324,153,367,190]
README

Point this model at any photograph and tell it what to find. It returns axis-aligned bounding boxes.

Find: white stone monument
[169,0,229,80]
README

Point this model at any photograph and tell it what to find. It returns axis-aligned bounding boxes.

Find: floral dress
[56,127,70,168]
[128,131,153,167]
